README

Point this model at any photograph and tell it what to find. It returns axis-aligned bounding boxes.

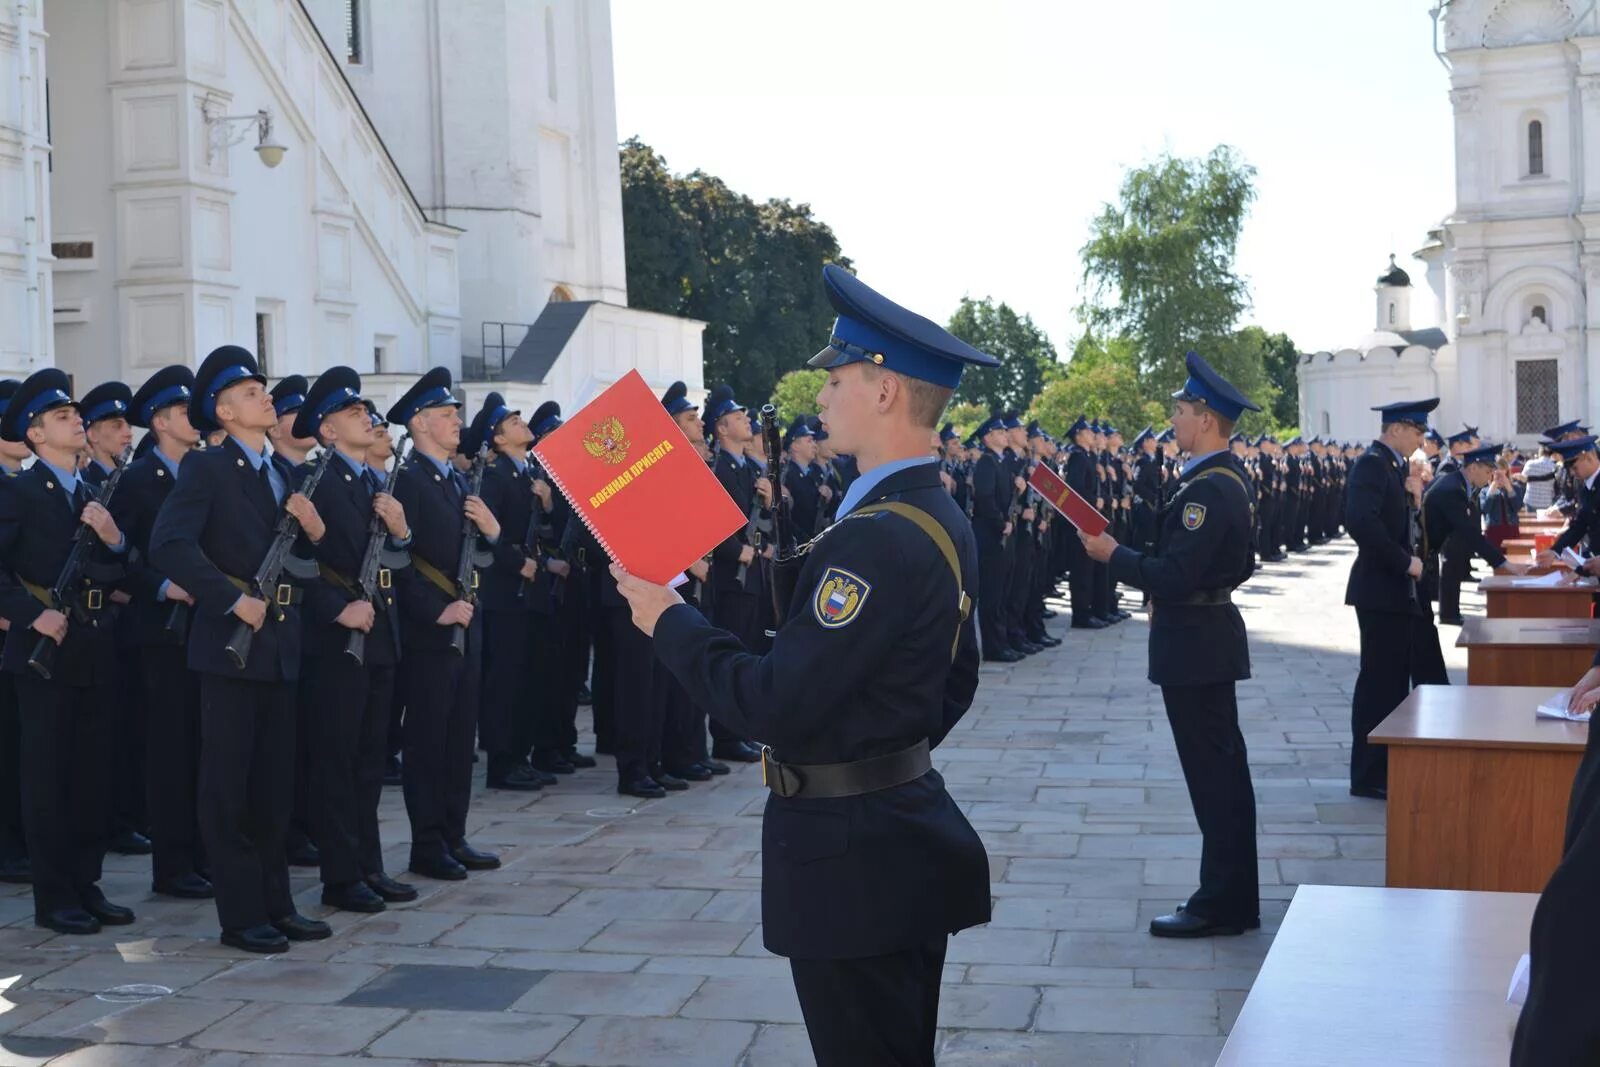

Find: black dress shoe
[619,777,668,799]
[322,881,386,913]
[286,841,321,867]
[1015,642,1043,655]
[222,924,289,954]
[531,750,577,775]
[1071,618,1108,630]
[272,912,332,941]
[366,872,419,903]
[576,683,593,706]
[666,764,713,782]
[711,742,761,763]
[382,756,403,786]
[449,842,501,870]
[1150,908,1250,938]
[82,887,134,926]
[410,853,468,881]
[486,766,545,792]
[109,829,153,856]
[563,747,598,769]
[152,873,214,899]
[37,907,100,935]
[1114,610,1132,620]
[699,759,730,776]
[1350,785,1388,800]
[0,856,31,884]
[655,772,689,791]
[1035,634,1063,648]
[983,649,1024,663]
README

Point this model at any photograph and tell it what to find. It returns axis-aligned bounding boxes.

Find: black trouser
[609,606,664,784]
[285,674,313,857]
[1351,608,1429,793]
[1437,548,1468,619]
[1411,594,1450,687]
[198,674,296,931]
[590,579,618,753]
[111,641,146,840]
[661,671,708,773]
[1160,682,1259,924]
[305,654,393,886]
[142,644,204,885]
[1064,535,1094,624]
[16,674,113,917]
[401,643,479,862]
[0,671,24,867]
[549,577,587,756]
[1025,540,1052,641]
[976,532,1009,655]
[789,936,948,1067]
[708,590,757,745]
[480,609,534,778]
[1091,559,1112,617]
[528,609,569,759]
[1004,530,1033,647]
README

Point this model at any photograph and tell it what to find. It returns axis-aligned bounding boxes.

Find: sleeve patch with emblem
[813,566,871,628]
[1182,502,1206,530]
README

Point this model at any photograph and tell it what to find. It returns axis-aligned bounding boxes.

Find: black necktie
[71,481,89,515]
[258,461,275,505]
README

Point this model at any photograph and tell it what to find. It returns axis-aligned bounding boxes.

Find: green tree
[1079,146,1257,396]
[946,297,1062,414]
[944,401,988,441]
[1248,326,1300,428]
[1200,327,1283,437]
[620,138,850,405]
[768,368,827,425]
[1030,334,1165,438]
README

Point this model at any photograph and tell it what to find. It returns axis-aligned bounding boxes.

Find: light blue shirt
[1181,449,1227,478]
[1381,441,1406,467]
[333,449,366,479]
[153,448,182,480]
[39,458,126,553]
[232,435,286,504]
[836,456,938,520]
[721,448,745,469]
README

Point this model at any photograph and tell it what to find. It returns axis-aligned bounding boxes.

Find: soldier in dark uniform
[1343,398,1437,801]
[1082,351,1261,937]
[971,415,1019,660]
[1062,416,1106,629]
[293,368,419,913]
[1539,437,1600,564]
[150,346,330,953]
[267,375,314,477]
[384,368,501,880]
[113,366,211,900]
[783,417,824,543]
[939,424,969,519]
[612,264,992,1065]
[1131,427,1160,552]
[1428,442,1512,627]
[0,380,28,886]
[0,370,134,935]
[1002,414,1040,653]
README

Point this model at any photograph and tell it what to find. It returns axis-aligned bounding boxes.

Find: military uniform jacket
[477,454,554,614]
[1343,441,1421,616]
[1554,472,1600,554]
[388,455,489,654]
[711,450,761,595]
[652,461,991,960]
[149,437,303,680]
[1134,452,1161,509]
[109,451,189,647]
[0,463,125,684]
[783,459,823,544]
[969,450,1009,543]
[300,453,401,665]
[1422,468,1506,570]
[1108,451,1254,686]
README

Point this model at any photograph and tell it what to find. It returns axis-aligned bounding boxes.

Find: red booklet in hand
[532,370,746,584]
[1029,462,1109,537]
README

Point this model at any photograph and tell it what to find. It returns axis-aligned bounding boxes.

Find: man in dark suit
[613,264,992,1065]
[385,368,500,881]
[0,370,133,935]
[782,417,824,543]
[1083,351,1262,938]
[1343,398,1436,801]
[294,368,418,913]
[970,414,1017,661]
[113,365,211,900]
[1425,442,1515,629]
[150,345,329,953]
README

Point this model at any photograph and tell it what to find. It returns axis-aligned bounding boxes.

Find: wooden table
[1479,575,1596,619]
[1501,538,1538,557]
[1370,684,1586,892]
[1217,885,1535,1066]
[1456,617,1600,686]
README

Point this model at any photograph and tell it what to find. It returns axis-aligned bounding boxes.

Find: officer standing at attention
[971,414,1018,661]
[612,264,993,1065]
[267,375,314,477]
[113,365,212,900]
[1342,398,1436,802]
[0,369,134,935]
[1082,351,1261,938]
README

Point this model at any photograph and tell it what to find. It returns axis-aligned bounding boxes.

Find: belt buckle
[760,745,772,788]
[86,588,103,611]
[378,568,391,590]
[275,583,293,606]
[471,570,480,590]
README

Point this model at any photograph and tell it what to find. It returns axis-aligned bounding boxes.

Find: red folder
[1029,462,1109,537]
[532,370,746,584]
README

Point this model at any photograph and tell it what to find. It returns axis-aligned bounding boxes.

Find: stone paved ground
[0,535,1476,1066]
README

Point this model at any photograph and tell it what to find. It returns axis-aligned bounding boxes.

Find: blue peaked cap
[808,265,999,388]
[1460,443,1501,466]
[1172,351,1261,422]
[1370,397,1439,428]
[1551,435,1599,464]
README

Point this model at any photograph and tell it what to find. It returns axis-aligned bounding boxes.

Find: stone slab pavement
[0,536,1476,1065]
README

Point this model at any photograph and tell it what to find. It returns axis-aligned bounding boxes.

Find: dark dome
[1377,253,1411,288]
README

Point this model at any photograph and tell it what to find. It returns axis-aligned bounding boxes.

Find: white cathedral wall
[1299,347,1441,441]
[0,0,52,377]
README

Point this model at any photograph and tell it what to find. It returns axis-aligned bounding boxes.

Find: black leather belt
[762,740,932,799]
[1153,589,1233,609]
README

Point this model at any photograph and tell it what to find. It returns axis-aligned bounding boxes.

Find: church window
[1388,303,1396,325]
[1516,359,1560,435]
[1529,120,1545,176]
[550,285,573,303]
[1533,304,1548,324]
[344,0,363,65]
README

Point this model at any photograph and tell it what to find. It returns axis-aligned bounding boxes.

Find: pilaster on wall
[0,0,54,376]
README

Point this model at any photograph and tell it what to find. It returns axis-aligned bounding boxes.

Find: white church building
[0,0,703,417]
[1300,0,1600,445]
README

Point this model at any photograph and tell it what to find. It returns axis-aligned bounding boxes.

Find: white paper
[1563,546,1588,570]
[1536,691,1591,722]
[1511,571,1570,587]
[1507,953,1531,1006]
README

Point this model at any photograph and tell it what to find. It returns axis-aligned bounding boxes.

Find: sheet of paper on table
[1535,691,1592,722]
[1511,571,1571,587]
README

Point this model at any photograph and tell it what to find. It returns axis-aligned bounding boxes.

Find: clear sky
[611,0,1456,358]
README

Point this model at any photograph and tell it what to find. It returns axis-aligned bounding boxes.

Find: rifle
[515,456,551,603]
[223,449,334,670]
[448,444,491,656]
[345,434,411,666]
[29,447,133,680]
[759,405,787,636]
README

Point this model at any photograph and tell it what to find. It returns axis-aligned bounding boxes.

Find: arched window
[549,285,573,303]
[1388,302,1396,325]
[1533,304,1547,324]
[1530,120,1545,176]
